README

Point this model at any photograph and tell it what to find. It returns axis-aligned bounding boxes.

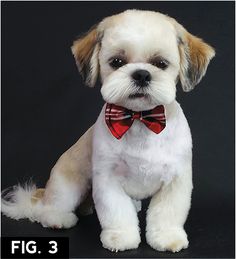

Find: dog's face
[98,12,180,111]
[72,10,215,111]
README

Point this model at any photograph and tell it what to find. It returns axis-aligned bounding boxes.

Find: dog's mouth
[128,93,147,99]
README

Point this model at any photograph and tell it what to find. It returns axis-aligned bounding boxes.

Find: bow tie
[105,103,166,139]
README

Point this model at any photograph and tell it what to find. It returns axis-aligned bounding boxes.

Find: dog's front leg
[93,170,141,252]
[146,166,193,253]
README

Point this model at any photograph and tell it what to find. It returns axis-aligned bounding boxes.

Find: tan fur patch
[185,32,215,73]
[71,28,98,69]
[57,126,93,183]
[168,15,215,90]
[42,126,93,207]
[31,188,45,204]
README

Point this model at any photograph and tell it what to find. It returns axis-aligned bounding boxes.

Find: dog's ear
[71,26,101,87]
[173,21,215,92]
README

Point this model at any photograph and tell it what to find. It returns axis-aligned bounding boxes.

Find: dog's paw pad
[146,227,188,252]
[101,228,140,252]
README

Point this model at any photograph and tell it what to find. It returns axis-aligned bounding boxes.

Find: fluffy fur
[1,10,215,253]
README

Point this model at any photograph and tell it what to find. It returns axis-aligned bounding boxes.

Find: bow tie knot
[132,112,141,120]
[105,103,166,139]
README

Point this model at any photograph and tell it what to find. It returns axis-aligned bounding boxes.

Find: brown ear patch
[186,32,215,83]
[72,28,97,68]
[72,27,100,87]
[179,31,215,91]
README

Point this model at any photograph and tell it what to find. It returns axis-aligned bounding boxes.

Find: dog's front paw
[101,228,141,252]
[146,227,188,253]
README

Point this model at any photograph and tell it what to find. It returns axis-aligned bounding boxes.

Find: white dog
[2,10,215,253]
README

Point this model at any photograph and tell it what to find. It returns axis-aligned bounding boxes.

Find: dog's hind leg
[1,126,93,229]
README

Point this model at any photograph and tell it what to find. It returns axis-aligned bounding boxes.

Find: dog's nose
[132,69,151,87]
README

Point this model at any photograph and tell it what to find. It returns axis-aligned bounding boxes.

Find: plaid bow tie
[105,103,166,139]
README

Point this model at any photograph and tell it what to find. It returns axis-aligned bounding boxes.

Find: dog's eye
[151,58,169,70]
[109,58,126,69]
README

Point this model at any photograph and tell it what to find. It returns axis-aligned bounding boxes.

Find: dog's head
[72,10,215,111]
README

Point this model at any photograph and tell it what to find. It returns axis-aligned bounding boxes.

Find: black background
[2,1,235,258]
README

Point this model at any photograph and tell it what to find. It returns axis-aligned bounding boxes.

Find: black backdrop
[2,2,235,258]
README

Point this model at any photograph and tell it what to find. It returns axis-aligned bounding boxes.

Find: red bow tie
[105,103,166,139]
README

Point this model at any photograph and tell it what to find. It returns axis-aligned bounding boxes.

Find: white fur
[92,101,192,252]
[1,181,78,229]
[1,183,37,221]
[99,11,179,111]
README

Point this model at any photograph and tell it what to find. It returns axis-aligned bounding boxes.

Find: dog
[2,9,215,253]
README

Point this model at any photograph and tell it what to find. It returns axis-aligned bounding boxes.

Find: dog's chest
[117,121,177,199]
[118,155,164,199]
